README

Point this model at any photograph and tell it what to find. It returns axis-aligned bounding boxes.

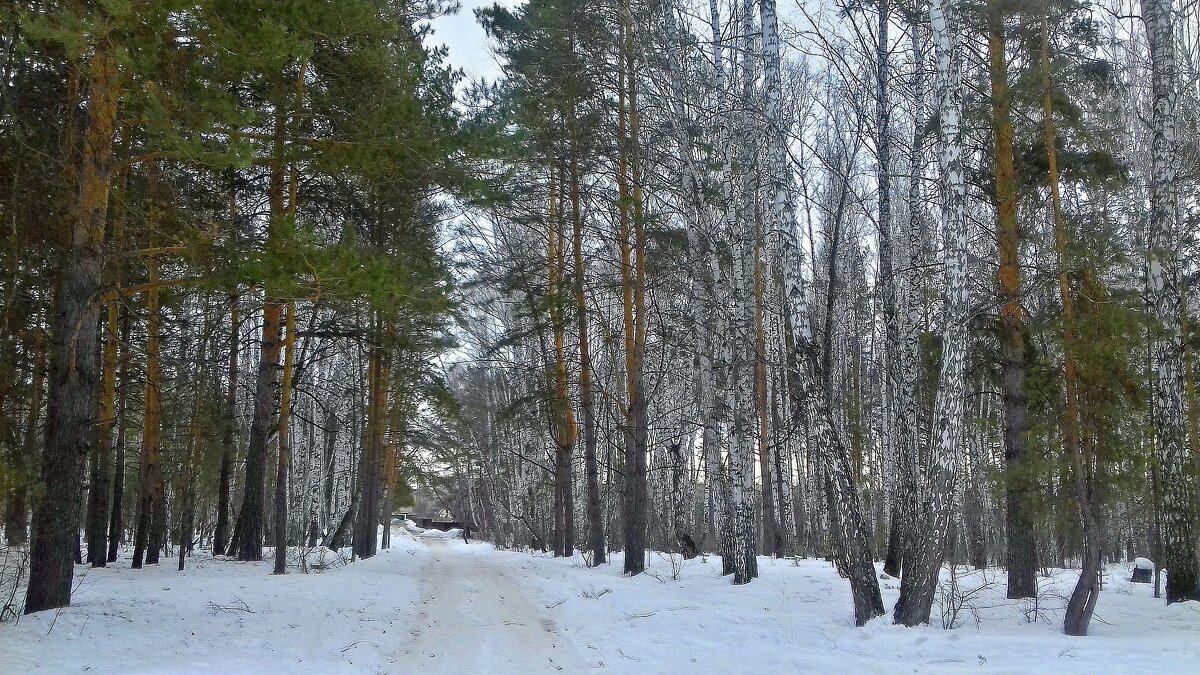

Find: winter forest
[2,0,1200,671]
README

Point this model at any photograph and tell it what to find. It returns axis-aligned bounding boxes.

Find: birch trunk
[894,0,968,627]
[760,0,883,624]
[663,0,712,558]
[1141,0,1198,605]
[705,0,736,569]
[273,302,295,574]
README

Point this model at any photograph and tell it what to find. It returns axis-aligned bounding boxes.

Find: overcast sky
[428,1,512,83]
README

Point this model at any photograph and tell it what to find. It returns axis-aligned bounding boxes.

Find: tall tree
[894,0,969,627]
[1141,0,1199,605]
[984,0,1037,599]
[24,20,121,614]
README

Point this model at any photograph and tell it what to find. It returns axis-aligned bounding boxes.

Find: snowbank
[416,527,462,539]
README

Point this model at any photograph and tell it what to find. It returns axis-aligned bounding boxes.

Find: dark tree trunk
[133,250,164,569]
[322,409,338,532]
[235,107,289,562]
[85,299,118,567]
[25,43,120,615]
[327,486,359,551]
[987,5,1037,600]
[177,474,195,572]
[965,486,987,569]
[622,385,648,575]
[235,294,281,562]
[106,311,129,563]
[883,500,903,577]
[353,325,387,560]
[553,445,574,558]
[213,294,239,556]
[227,502,243,556]
[7,334,45,547]
[1063,519,1102,635]
[569,131,604,566]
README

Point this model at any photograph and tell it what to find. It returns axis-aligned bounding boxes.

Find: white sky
[427,1,512,83]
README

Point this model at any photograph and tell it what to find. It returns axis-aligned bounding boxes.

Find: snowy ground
[2,530,1198,673]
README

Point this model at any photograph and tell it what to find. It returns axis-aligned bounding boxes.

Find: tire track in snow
[397,539,589,673]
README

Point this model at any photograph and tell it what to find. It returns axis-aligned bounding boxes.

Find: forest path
[395,538,589,673]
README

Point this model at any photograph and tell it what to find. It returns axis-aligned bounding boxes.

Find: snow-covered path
[1,534,591,674]
[3,530,1200,673]
[401,539,585,672]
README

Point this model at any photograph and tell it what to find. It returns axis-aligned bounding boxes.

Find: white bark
[1141,0,1198,604]
[894,0,968,627]
[759,0,883,624]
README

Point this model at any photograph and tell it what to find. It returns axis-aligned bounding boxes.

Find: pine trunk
[618,7,649,577]
[548,169,577,559]
[1040,17,1101,634]
[353,317,389,560]
[133,242,164,568]
[25,42,120,614]
[988,7,1037,599]
[85,297,118,566]
[570,124,604,566]
[212,299,240,553]
[235,115,287,561]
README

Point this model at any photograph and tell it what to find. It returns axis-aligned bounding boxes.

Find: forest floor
[2,529,1199,673]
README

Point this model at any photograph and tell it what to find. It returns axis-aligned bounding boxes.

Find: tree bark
[894,0,968,627]
[617,6,649,577]
[1141,0,1198,606]
[7,333,45,547]
[212,300,240,553]
[570,114,604,566]
[273,301,295,574]
[1037,17,1101,635]
[235,112,287,562]
[322,408,338,532]
[106,310,129,563]
[85,292,117,567]
[352,315,389,560]
[85,175,124,568]
[547,169,577,559]
[132,233,164,569]
[987,6,1037,599]
[760,0,882,624]
[25,41,120,614]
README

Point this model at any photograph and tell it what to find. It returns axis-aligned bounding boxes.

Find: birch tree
[1141,0,1199,605]
[894,0,970,627]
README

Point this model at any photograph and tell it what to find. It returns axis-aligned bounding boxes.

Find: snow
[2,532,1198,673]
[1134,557,1154,571]
[415,527,463,539]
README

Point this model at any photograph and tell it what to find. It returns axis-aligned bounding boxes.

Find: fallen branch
[204,599,254,615]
